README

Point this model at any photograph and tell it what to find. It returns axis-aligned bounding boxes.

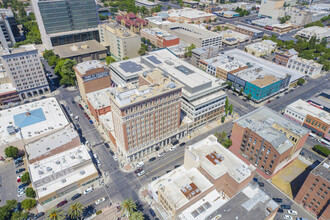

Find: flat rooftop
[74,60,105,75]
[25,124,78,162]
[164,23,222,39]
[192,45,219,55]
[187,135,255,181]
[235,107,309,154]
[135,0,157,6]
[206,184,279,220]
[86,87,114,110]
[99,112,115,136]
[311,157,330,182]
[235,67,281,88]
[252,17,279,27]
[245,41,276,53]
[223,49,305,83]
[0,97,69,146]
[309,89,330,113]
[236,24,264,34]
[0,82,16,94]
[203,55,247,72]
[290,55,323,68]
[29,145,98,198]
[0,44,37,56]
[286,99,330,124]
[53,40,107,58]
[298,26,330,35]
[221,30,250,41]
[100,22,138,38]
[167,8,215,19]
[141,28,178,40]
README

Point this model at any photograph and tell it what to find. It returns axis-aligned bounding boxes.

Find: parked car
[258,182,264,187]
[93,153,98,159]
[136,161,144,168]
[170,146,176,151]
[137,170,145,177]
[78,104,84,110]
[34,212,45,219]
[288,210,297,216]
[267,100,272,103]
[95,198,106,205]
[83,187,94,195]
[113,155,117,161]
[152,176,160,181]
[149,209,156,217]
[16,168,25,174]
[158,152,166,158]
[277,208,283,213]
[179,142,186,147]
[174,165,181,168]
[96,158,101,166]
[281,205,291,209]
[15,162,24,168]
[17,190,25,197]
[14,157,23,163]
[18,183,29,189]
[253,178,258,182]
[89,120,93,124]
[57,200,68,208]
[71,193,82,201]
[273,198,283,203]
[149,157,156,162]
[283,215,293,220]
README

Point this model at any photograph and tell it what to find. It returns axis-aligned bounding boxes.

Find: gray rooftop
[74,60,105,75]
[236,24,264,34]
[311,157,330,182]
[164,23,222,39]
[53,40,107,58]
[0,8,14,17]
[192,45,219,55]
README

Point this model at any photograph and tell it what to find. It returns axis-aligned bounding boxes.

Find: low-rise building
[53,40,107,63]
[86,87,112,122]
[135,0,158,10]
[295,157,330,220]
[308,89,330,114]
[296,26,330,41]
[166,8,217,24]
[284,99,330,139]
[251,17,280,28]
[275,49,298,66]
[74,60,111,103]
[99,23,141,60]
[163,23,222,48]
[215,11,240,18]
[140,28,180,48]
[148,135,256,219]
[191,45,220,67]
[272,23,293,33]
[230,106,309,179]
[287,55,323,78]
[166,44,187,58]
[221,29,251,46]
[244,40,277,57]
[235,25,264,39]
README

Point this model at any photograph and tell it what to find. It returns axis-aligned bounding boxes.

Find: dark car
[253,178,258,182]
[166,170,171,173]
[89,120,93,124]
[273,198,283,203]
[16,168,26,174]
[258,182,264,187]
[267,100,272,103]
[109,150,114,156]
[14,157,23,163]
[134,168,143,174]
[15,162,24,168]
[149,157,156,162]
[174,165,181,168]
[15,159,23,165]
[57,200,68,208]
[71,193,82,201]
[149,209,156,217]
[277,208,283,213]
[14,202,21,212]
[78,104,84,110]
[34,212,45,219]
[179,142,186,147]
[280,204,291,209]
[18,183,29,189]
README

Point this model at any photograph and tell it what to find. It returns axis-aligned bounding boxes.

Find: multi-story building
[74,60,111,103]
[272,23,293,33]
[234,25,264,39]
[0,9,19,49]
[284,99,330,139]
[163,23,222,48]
[0,45,50,99]
[221,29,251,46]
[109,49,227,130]
[296,26,330,41]
[99,23,141,60]
[166,8,217,24]
[148,135,257,219]
[287,55,323,78]
[86,87,112,122]
[295,157,330,220]
[244,40,277,57]
[282,7,328,27]
[109,69,186,161]
[259,0,284,20]
[230,106,309,179]
[191,45,220,67]
[115,13,148,34]
[0,64,20,106]
[31,0,99,49]
[140,28,179,48]
[275,49,298,66]
[135,0,158,10]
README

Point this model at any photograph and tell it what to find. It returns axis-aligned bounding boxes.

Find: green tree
[123,57,130,60]
[25,187,36,198]
[247,94,252,100]
[226,81,232,89]
[304,20,324,28]
[47,209,64,220]
[47,55,60,66]
[221,116,225,123]
[57,59,77,86]
[228,104,233,115]
[5,146,18,158]
[21,172,30,183]
[184,44,196,57]
[225,97,229,114]
[239,88,243,96]
[43,50,56,60]
[21,199,37,211]
[297,78,305,86]
[54,59,65,77]
[120,198,137,217]
[67,202,83,220]
[106,56,116,65]
[6,199,18,210]
[129,211,144,220]
[138,47,146,55]
[222,138,232,148]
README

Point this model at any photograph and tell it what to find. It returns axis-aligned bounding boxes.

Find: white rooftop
[203,55,247,72]
[0,82,16,94]
[29,145,98,198]
[74,60,105,75]
[141,28,178,40]
[167,8,215,19]
[187,135,255,181]
[86,87,113,110]
[289,55,323,68]
[135,0,157,6]
[99,112,115,136]
[245,40,277,53]
[0,97,69,146]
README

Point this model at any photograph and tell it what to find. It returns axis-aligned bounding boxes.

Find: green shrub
[312,145,330,157]
[96,210,102,215]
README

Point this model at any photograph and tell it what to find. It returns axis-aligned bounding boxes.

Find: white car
[137,170,145,176]
[83,187,94,195]
[158,152,166,158]
[17,174,23,180]
[136,161,144,168]
[170,146,176,151]
[95,197,106,205]
[96,158,101,166]
[287,210,297,216]
[283,215,293,220]
[17,190,25,197]
[17,187,26,193]
[113,156,117,161]
[93,153,98,159]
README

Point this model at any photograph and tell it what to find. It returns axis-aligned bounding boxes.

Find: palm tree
[129,211,144,220]
[120,198,137,217]
[47,208,64,220]
[67,202,83,220]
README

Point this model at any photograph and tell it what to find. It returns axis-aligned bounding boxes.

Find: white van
[136,161,144,168]
[309,133,316,138]
[75,116,79,121]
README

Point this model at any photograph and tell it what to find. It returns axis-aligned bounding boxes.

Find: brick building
[140,28,179,48]
[230,107,309,179]
[275,49,298,66]
[86,87,112,122]
[295,157,330,220]
[116,13,148,34]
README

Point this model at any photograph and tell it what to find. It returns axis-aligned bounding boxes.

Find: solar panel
[146,55,161,64]
[119,61,143,73]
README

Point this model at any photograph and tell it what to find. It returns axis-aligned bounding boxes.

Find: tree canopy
[4,146,18,158]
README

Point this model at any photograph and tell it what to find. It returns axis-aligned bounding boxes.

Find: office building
[99,23,141,60]
[275,49,298,66]
[296,26,330,41]
[166,8,217,24]
[259,0,284,20]
[235,25,264,39]
[0,97,69,156]
[0,9,19,49]
[163,23,222,48]
[230,107,309,179]
[287,55,323,78]
[140,28,180,48]
[53,40,107,63]
[283,7,329,26]
[31,0,99,49]
[191,45,220,67]
[115,13,148,34]
[135,0,158,10]
[148,135,256,219]
[86,87,112,122]
[221,29,250,46]
[284,99,330,139]
[74,60,110,103]
[109,49,227,129]
[109,69,186,161]
[295,157,330,220]
[244,40,277,57]
[0,45,50,100]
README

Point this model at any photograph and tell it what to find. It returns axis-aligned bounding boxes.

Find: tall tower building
[31,0,100,49]
[0,9,19,49]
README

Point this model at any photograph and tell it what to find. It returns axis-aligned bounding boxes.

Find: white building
[287,55,323,77]
[244,40,277,57]
[135,0,158,10]
[0,45,50,99]
[296,26,330,40]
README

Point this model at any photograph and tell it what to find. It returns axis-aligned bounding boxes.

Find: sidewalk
[93,205,128,220]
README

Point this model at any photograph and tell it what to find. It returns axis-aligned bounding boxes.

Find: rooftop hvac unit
[61,179,66,183]
[46,167,52,172]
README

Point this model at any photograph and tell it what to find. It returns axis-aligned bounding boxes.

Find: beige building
[166,8,217,24]
[296,26,330,40]
[99,23,141,60]
[244,40,277,57]
[221,29,251,46]
[259,0,284,20]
